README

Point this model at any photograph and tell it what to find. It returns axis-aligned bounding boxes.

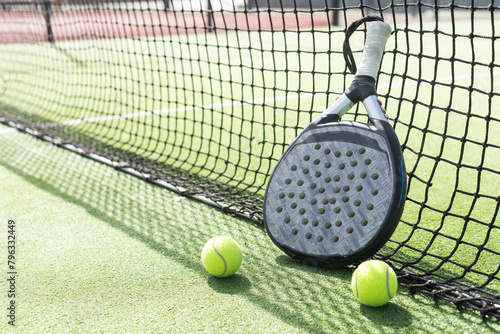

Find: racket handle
[355,21,392,80]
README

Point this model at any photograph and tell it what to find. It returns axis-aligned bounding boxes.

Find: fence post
[331,0,339,26]
[206,0,214,32]
[42,0,54,43]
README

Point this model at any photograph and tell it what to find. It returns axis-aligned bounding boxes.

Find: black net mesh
[1,0,499,318]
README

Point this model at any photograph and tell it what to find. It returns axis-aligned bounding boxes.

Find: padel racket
[264,17,407,268]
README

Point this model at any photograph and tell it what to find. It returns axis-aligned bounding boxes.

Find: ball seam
[212,238,228,277]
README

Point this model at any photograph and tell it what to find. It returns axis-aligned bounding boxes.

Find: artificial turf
[0,125,499,333]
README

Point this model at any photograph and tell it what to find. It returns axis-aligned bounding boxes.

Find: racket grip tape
[355,21,392,80]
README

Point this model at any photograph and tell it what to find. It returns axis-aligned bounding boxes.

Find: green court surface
[1,8,500,331]
[1,15,499,293]
[0,124,499,333]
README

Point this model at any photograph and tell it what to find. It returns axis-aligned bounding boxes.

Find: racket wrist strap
[343,16,384,74]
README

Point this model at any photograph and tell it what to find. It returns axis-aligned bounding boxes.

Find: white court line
[379,70,500,90]
[45,70,499,128]
[53,91,323,127]
[0,127,17,134]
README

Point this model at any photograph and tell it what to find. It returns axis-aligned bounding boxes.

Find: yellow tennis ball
[352,260,398,307]
[201,236,242,277]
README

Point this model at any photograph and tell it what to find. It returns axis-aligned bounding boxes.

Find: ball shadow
[360,302,413,328]
[207,274,252,295]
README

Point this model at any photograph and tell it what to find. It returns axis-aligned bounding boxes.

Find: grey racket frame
[263,75,407,268]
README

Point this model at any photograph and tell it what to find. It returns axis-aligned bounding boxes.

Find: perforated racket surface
[264,20,407,267]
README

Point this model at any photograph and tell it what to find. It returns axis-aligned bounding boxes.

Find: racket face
[264,120,405,267]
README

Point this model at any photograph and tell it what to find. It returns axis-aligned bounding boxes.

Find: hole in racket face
[264,126,396,258]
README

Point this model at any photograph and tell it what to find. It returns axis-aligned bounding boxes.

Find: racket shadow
[275,254,353,277]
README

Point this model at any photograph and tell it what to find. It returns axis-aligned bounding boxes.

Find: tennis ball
[351,260,398,307]
[201,236,242,277]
